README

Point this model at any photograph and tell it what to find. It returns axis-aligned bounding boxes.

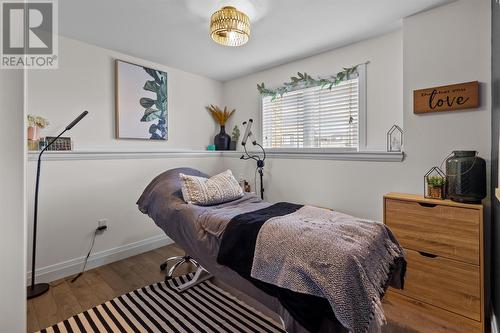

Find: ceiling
[59,0,453,82]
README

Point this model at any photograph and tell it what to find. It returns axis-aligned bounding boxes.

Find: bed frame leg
[172,266,213,293]
[160,255,186,272]
[161,255,213,291]
[161,255,199,278]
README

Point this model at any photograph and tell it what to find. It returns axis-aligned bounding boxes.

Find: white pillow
[180,170,243,206]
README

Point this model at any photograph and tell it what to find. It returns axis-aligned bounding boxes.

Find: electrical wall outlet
[97,218,108,229]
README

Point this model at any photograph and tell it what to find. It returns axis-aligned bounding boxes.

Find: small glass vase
[28,126,39,140]
[27,139,39,151]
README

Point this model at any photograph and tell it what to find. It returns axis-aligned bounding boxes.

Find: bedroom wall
[222,30,403,151]
[403,0,492,323]
[25,37,226,282]
[491,0,500,329]
[221,0,491,220]
[27,36,223,150]
[26,157,223,283]
[0,70,26,331]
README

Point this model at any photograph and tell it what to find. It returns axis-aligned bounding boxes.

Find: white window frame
[259,63,367,153]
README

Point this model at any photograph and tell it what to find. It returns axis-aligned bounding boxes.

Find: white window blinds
[262,77,359,149]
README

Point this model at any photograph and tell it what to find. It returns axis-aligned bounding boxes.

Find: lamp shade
[210,6,250,47]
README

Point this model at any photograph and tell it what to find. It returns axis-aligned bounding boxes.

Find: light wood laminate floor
[27,243,194,332]
[27,243,413,333]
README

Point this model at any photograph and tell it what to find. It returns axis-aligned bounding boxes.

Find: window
[262,66,365,151]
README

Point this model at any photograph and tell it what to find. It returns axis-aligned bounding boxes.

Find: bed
[137,168,406,333]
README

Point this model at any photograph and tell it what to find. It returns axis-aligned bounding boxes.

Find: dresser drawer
[383,291,481,333]
[393,249,481,320]
[385,198,480,264]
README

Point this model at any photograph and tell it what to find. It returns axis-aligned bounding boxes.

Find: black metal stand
[28,111,88,299]
[27,282,49,299]
[257,160,264,200]
[241,142,266,200]
[28,131,67,299]
[160,255,200,281]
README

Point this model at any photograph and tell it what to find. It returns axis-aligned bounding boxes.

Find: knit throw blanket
[250,206,406,333]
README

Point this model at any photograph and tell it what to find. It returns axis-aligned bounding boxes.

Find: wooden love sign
[413,81,479,114]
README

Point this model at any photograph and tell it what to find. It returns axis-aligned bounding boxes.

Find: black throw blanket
[217,203,340,332]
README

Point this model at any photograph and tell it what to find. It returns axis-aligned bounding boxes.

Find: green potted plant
[230,125,240,150]
[426,175,446,199]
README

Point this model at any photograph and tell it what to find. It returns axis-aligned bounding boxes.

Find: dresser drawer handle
[418,251,438,258]
[418,203,438,208]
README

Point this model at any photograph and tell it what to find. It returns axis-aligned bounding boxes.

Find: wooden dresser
[383,193,485,333]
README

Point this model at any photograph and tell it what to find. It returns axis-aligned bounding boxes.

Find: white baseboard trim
[27,234,173,284]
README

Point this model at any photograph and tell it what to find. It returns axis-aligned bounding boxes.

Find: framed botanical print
[115,60,168,140]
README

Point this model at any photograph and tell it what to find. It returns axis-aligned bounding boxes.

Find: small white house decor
[387,125,403,152]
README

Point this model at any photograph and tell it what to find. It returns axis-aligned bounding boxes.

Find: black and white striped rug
[38,273,286,333]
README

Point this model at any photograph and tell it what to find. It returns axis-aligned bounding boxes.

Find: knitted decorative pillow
[180,169,243,206]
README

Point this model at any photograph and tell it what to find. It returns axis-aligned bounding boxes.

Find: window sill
[244,150,405,162]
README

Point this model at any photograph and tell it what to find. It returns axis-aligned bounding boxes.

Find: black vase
[446,150,486,204]
[214,126,231,151]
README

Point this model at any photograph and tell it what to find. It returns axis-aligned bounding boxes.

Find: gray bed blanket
[250,205,406,333]
[197,193,271,237]
[138,168,404,333]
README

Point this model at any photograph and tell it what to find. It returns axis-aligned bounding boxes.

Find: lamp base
[27,283,49,299]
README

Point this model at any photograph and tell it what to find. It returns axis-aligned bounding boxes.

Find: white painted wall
[27,36,223,150]
[26,37,226,283]
[26,156,223,283]
[402,1,492,313]
[222,30,403,151]
[221,0,491,222]
[0,70,26,332]
[402,0,491,193]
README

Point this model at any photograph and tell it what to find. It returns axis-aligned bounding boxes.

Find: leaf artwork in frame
[140,67,168,140]
[116,60,168,140]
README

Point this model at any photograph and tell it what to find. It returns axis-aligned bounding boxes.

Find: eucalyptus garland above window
[257,62,366,100]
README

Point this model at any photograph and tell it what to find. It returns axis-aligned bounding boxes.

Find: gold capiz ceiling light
[210,6,250,47]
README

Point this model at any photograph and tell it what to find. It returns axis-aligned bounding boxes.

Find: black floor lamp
[240,119,266,200]
[28,111,89,299]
